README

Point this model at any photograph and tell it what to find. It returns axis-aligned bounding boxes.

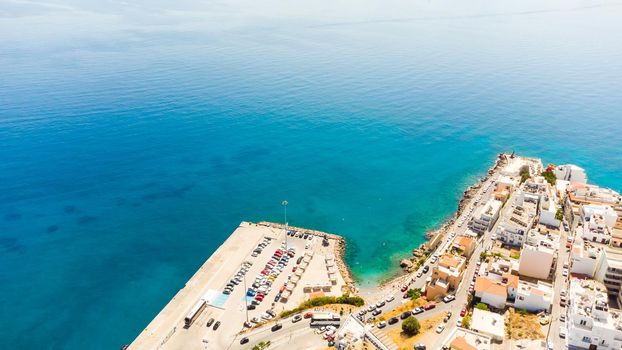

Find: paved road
[545,222,571,349]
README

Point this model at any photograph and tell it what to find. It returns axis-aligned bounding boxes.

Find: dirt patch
[506,308,545,340]
[386,314,445,350]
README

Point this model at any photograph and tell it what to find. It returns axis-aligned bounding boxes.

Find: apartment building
[495,193,537,247]
[567,279,622,350]
[518,232,557,280]
[470,199,502,235]
[514,280,553,313]
[426,254,466,300]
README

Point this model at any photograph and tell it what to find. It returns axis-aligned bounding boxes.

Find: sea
[1,0,621,348]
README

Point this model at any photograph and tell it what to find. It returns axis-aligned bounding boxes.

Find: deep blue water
[1,0,622,348]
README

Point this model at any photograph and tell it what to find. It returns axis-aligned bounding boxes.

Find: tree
[555,208,564,221]
[519,166,530,183]
[475,303,490,311]
[541,171,557,185]
[402,316,421,336]
[407,288,422,300]
[462,315,471,329]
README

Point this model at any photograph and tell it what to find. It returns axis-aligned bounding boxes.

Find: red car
[460,307,467,317]
[424,303,436,310]
[401,286,408,292]
[304,312,313,319]
[292,267,297,272]
[255,293,264,301]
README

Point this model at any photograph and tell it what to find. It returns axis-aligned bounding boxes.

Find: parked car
[559,326,567,338]
[386,295,395,302]
[414,344,426,350]
[388,317,399,325]
[436,324,445,333]
[422,265,429,273]
[400,311,412,320]
[377,321,387,329]
[206,318,215,327]
[460,307,467,317]
[372,309,382,316]
[271,323,283,332]
[424,303,436,310]
[240,337,249,344]
[213,321,221,330]
[304,312,313,319]
[412,307,424,315]
[443,295,455,303]
[292,314,302,323]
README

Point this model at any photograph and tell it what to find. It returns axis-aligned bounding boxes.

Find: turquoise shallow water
[1,0,622,348]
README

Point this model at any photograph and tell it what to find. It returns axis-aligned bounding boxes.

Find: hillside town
[127,154,622,350]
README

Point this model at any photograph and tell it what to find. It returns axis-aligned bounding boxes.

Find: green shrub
[279,295,365,318]
[475,303,490,311]
[406,288,422,300]
[402,316,421,336]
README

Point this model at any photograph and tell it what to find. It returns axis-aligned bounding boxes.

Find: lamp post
[282,200,288,247]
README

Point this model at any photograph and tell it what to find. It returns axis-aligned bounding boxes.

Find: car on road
[386,295,395,302]
[213,321,221,330]
[271,323,283,332]
[414,344,426,350]
[560,314,565,322]
[562,268,569,277]
[376,301,386,308]
[304,312,313,319]
[424,303,436,310]
[422,265,429,273]
[240,337,249,344]
[292,314,302,323]
[436,324,445,333]
[400,311,412,320]
[457,318,463,327]
[443,295,455,303]
[460,307,467,317]
[388,317,399,325]
[377,321,387,329]
[206,318,215,327]
[412,307,424,315]
[559,326,567,338]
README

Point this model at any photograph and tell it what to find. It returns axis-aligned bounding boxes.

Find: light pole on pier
[243,273,249,323]
[282,200,288,246]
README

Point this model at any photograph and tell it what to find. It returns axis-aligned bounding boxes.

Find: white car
[560,289,566,297]
[386,295,395,303]
[457,318,463,327]
[562,268,569,277]
[436,324,445,333]
[443,295,455,303]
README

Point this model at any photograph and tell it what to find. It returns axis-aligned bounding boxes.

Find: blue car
[246,288,256,297]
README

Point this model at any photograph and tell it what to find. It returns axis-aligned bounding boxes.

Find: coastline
[378,153,510,289]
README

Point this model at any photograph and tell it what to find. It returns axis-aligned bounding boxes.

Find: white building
[518,236,556,280]
[567,279,622,350]
[495,194,537,247]
[514,280,553,313]
[470,308,505,341]
[580,214,613,244]
[470,199,502,235]
[555,164,588,184]
[442,328,492,350]
[570,242,604,277]
[582,205,619,228]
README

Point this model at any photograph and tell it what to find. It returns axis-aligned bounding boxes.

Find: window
[582,336,591,343]
[580,319,587,326]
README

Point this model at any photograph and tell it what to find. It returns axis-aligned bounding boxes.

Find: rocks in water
[400,259,413,269]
